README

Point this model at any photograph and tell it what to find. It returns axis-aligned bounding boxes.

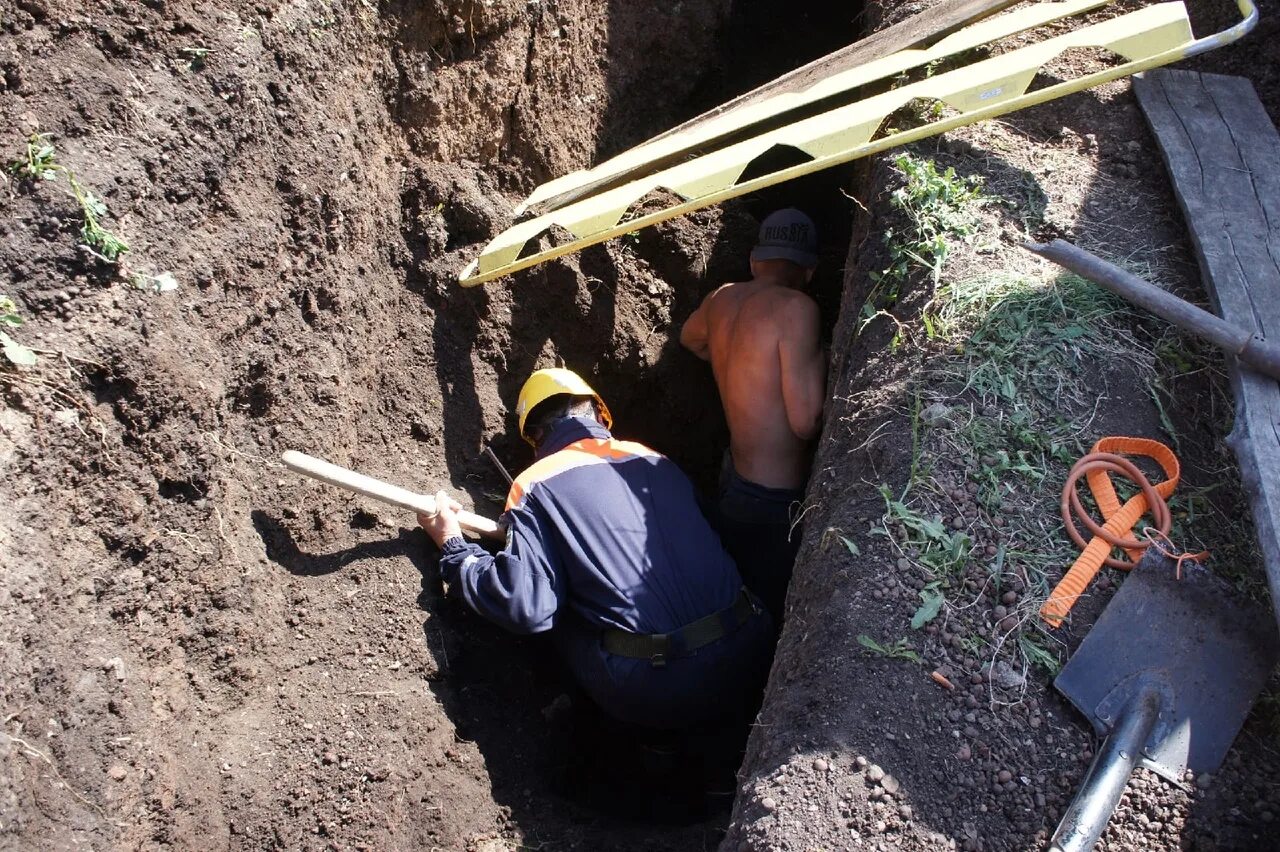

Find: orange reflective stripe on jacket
[506,438,660,512]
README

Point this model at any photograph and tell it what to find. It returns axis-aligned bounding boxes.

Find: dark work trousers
[711,457,805,623]
[552,606,774,731]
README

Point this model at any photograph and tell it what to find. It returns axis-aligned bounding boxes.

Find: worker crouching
[419,368,774,730]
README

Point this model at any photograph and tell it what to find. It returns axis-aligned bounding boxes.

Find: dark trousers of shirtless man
[711,452,805,623]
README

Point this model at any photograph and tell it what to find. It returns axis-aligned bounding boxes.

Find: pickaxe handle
[281,450,504,540]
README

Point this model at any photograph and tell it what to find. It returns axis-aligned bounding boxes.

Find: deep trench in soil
[9,0,1280,848]
[407,0,865,830]
[550,0,863,488]
[0,0,899,847]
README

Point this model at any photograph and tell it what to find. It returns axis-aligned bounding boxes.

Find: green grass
[876,269,1154,679]
[8,133,129,263]
[863,145,1265,699]
[863,152,986,331]
[930,271,1147,399]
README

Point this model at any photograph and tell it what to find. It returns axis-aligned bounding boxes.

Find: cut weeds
[857,634,923,664]
[865,152,985,327]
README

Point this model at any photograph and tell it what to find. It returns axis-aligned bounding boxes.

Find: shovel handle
[1049,683,1162,852]
[281,450,504,540]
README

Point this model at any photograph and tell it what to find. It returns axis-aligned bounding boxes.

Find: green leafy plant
[0,295,37,367]
[865,153,985,322]
[8,134,129,263]
[822,527,862,557]
[911,582,945,629]
[67,174,129,261]
[10,133,58,181]
[857,634,923,664]
[874,484,973,577]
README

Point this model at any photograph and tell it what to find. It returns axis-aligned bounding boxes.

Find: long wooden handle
[281,450,504,539]
[1023,239,1280,381]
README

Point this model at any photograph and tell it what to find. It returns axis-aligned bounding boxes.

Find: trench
[0,0,886,847]
[397,0,869,841]
[7,0,1277,848]
[527,0,864,490]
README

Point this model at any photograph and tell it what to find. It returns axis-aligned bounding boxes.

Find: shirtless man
[680,208,826,621]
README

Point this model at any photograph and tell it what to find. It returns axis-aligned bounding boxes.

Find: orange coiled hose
[1041,437,1186,626]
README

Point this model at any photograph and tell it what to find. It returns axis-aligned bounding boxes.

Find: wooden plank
[1134,69,1280,628]
[524,0,1026,215]
[647,0,1022,144]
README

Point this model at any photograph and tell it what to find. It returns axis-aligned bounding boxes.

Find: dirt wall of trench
[0,1,776,848]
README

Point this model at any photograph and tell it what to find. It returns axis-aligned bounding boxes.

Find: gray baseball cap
[750,208,818,268]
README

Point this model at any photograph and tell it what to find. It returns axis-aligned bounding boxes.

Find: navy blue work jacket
[439,417,743,636]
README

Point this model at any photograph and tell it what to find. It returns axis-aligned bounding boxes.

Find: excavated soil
[0,0,858,849]
[2,0,1278,851]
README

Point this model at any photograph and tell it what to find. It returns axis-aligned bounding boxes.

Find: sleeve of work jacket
[437,503,561,634]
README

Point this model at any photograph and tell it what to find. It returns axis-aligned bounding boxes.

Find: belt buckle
[650,652,667,668]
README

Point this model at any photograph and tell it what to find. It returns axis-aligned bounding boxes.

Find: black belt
[601,588,760,667]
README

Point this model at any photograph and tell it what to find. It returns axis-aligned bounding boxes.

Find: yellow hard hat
[516,368,612,444]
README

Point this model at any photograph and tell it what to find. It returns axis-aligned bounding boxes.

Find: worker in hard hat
[418,368,773,730]
[679,208,827,622]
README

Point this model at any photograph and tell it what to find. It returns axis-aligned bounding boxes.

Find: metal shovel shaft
[1049,681,1163,852]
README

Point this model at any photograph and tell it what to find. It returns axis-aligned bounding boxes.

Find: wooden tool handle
[281,450,504,539]
[1023,239,1280,381]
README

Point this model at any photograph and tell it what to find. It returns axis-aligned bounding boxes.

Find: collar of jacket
[534,416,612,460]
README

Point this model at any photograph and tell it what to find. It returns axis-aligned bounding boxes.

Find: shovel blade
[1054,553,1278,782]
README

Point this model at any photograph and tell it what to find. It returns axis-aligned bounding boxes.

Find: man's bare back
[681,268,826,490]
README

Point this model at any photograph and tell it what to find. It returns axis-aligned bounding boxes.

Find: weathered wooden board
[526,0,1026,215]
[1134,69,1280,628]
[645,0,1023,144]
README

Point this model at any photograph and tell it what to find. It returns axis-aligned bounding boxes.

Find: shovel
[1048,552,1278,852]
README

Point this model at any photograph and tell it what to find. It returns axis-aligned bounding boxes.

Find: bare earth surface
[2,1,1278,851]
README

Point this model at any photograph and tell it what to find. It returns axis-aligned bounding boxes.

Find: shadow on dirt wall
[387,0,872,833]
[583,0,864,485]
[412,0,866,503]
